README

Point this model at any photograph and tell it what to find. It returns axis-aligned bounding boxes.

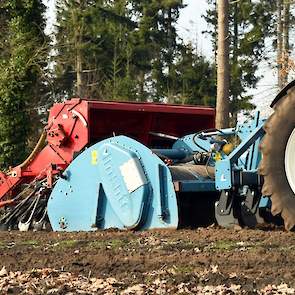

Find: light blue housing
[48,136,179,231]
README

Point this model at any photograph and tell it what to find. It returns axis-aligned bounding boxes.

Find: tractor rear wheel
[259,87,295,230]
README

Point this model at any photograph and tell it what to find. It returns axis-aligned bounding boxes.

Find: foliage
[0,0,48,168]
[167,44,216,106]
[0,0,217,168]
[54,0,216,104]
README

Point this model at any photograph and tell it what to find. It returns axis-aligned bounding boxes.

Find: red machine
[0,99,215,207]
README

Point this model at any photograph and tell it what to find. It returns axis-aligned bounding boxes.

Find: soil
[1,226,295,294]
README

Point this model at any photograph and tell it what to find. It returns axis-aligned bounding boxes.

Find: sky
[44,0,276,118]
[177,0,213,57]
[177,0,275,118]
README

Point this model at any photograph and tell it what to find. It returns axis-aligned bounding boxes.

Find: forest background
[0,0,292,167]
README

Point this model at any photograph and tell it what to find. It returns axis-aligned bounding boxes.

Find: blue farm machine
[1,81,295,231]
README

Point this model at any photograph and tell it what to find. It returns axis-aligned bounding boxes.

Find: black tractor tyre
[259,87,295,230]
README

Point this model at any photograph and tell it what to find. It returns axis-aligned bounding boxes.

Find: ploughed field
[0,226,294,294]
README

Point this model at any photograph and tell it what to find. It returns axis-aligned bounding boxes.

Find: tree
[277,0,291,88]
[277,0,283,88]
[205,0,277,124]
[0,0,48,168]
[162,43,216,106]
[54,0,216,105]
[216,0,230,128]
[54,0,138,100]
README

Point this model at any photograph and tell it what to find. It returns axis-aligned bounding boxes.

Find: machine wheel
[259,87,295,230]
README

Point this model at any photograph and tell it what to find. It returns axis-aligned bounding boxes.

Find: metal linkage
[0,180,51,231]
[214,187,264,229]
[215,190,240,228]
[240,188,264,228]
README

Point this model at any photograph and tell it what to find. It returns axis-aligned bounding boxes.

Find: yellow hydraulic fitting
[222,143,234,155]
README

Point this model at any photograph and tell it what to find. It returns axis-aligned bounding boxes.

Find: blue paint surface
[48,136,179,231]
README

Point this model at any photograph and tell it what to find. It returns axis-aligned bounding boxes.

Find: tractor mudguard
[270,80,295,108]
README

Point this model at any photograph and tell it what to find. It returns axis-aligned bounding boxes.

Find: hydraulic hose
[19,130,47,169]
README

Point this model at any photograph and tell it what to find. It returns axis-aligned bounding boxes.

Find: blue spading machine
[48,111,270,231]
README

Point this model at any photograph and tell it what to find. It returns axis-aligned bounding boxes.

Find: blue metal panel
[235,112,264,170]
[172,134,211,153]
[259,196,271,208]
[48,136,179,231]
[215,124,265,190]
[215,160,232,190]
[152,149,189,160]
[97,143,148,228]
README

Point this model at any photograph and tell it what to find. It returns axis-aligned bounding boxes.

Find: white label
[119,158,147,193]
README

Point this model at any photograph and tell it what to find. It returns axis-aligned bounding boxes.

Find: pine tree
[169,43,216,106]
[54,0,138,100]
[54,0,216,105]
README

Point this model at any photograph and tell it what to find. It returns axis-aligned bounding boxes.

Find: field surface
[0,227,295,294]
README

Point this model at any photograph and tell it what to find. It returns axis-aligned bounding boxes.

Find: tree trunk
[277,0,283,89]
[216,0,230,129]
[231,1,238,126]
[75,0,85,98]
[167,7,173,103]
[282,1,290,87]
[76,46,84,98]
[139,70,145,101]
[214,0,218,66]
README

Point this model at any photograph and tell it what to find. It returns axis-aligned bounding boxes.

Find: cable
[192,128,228,153]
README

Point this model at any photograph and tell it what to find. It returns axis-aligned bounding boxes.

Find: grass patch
[56,239,80,248]
[107,239,127,249]
[21,240,39,246]
[279,245,295,252]
[144,276,155,285]
[161,241,198,251]
[174,265,195,274]
[211,240,237,251]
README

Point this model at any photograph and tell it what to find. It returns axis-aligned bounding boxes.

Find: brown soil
[1,226,295,294]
